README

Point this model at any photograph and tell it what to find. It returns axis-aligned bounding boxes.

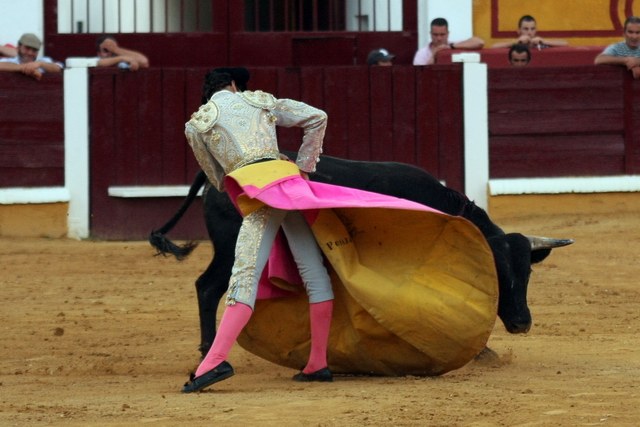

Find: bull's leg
[195,253,234,358]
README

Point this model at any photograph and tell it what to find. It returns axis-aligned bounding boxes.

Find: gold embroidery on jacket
[226,206,271,306]
[185,90,326,185]
[241,90,277,109]
[201,92,279,173]
[188,100,219,132]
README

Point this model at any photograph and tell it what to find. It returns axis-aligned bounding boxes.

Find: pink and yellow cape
[224,160,498,376]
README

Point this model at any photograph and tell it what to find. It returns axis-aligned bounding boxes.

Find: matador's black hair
[201,72,233,104]
[201,67,251,105]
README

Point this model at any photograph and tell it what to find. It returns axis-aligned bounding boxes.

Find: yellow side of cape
[227,160,299,216]
[237,202,498,376]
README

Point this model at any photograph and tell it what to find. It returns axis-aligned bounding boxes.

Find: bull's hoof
[474,347,499,364]
[292,367,333,382]
[181,361,234,393]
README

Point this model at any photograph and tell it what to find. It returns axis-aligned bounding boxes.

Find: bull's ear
[530,248,551,264]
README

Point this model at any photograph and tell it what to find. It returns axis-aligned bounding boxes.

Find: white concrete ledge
[108,186,203,198]
[0,187,70,205]
[65,57,98,68]
[489,176,640,195]
[452,52,481,63]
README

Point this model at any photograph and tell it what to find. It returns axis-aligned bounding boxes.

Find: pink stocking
[195,302,253,377]
[303,300,333,374]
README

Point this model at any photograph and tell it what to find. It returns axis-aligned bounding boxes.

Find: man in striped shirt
[595,16,640,79]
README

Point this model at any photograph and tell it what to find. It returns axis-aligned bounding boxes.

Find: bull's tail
[148,169,207,260]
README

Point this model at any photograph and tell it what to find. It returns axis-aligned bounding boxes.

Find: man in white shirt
[0,33,62,80]
[413,18,484,65]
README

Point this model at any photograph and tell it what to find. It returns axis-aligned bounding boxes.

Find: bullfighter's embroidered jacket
[185,89,327,192]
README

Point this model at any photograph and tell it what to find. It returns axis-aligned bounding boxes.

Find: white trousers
[226,206,334,308]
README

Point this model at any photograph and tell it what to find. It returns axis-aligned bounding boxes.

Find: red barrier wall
[4,63,638,240]
[0,73,64,188]
[488,65,640,178]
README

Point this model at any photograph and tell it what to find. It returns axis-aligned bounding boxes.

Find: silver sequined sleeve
[273,98,327,173]
[185,122,227,192]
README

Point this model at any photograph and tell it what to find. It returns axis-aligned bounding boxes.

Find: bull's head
[489,234,573,334]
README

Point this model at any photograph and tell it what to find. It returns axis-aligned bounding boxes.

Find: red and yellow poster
[474,0,640,47]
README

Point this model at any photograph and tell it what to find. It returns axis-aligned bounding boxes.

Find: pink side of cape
[224,174,449,300]
[225,174,444,214]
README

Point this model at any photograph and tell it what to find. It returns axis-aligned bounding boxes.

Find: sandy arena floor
[1,201,639,426]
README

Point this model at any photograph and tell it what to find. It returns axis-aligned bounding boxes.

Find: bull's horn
[526,236,574,250]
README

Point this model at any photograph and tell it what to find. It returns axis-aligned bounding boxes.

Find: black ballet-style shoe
[181,361,235,393]
[292,367,333,382]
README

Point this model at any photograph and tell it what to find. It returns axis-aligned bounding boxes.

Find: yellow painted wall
[0,203,68,238]
[489,192,640,220]
[473,0,639,47]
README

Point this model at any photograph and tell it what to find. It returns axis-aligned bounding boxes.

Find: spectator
[367,48,395,66]
[492,15,569,49]
[509,44,530,67]
[96,35,149,70]
[413,18,484,65]
[0,44,17,58]
[0,33,62,81]
[595,16,640,79]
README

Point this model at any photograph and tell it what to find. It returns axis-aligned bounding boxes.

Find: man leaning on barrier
[595,16,640,79]
[0,33,62,81]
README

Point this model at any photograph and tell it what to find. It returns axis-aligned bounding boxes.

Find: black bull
[150,152,573,357]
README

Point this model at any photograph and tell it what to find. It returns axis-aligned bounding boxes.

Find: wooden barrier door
[87,65,464,240]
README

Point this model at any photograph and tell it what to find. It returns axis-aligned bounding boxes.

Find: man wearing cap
[0,33,63,80]
[367,49,395,66]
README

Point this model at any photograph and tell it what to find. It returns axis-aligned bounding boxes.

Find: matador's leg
[195,206,286,377]
[281,210,334,378]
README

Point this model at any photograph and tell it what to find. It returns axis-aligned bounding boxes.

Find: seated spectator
[413,18,484,65]
[0,44,17,58]
[509,44,530,67]
[0,33,62,81]
[96,35,149,70]
[367,48,395,66]
[595,16,640,79]
[491,15,569,49]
